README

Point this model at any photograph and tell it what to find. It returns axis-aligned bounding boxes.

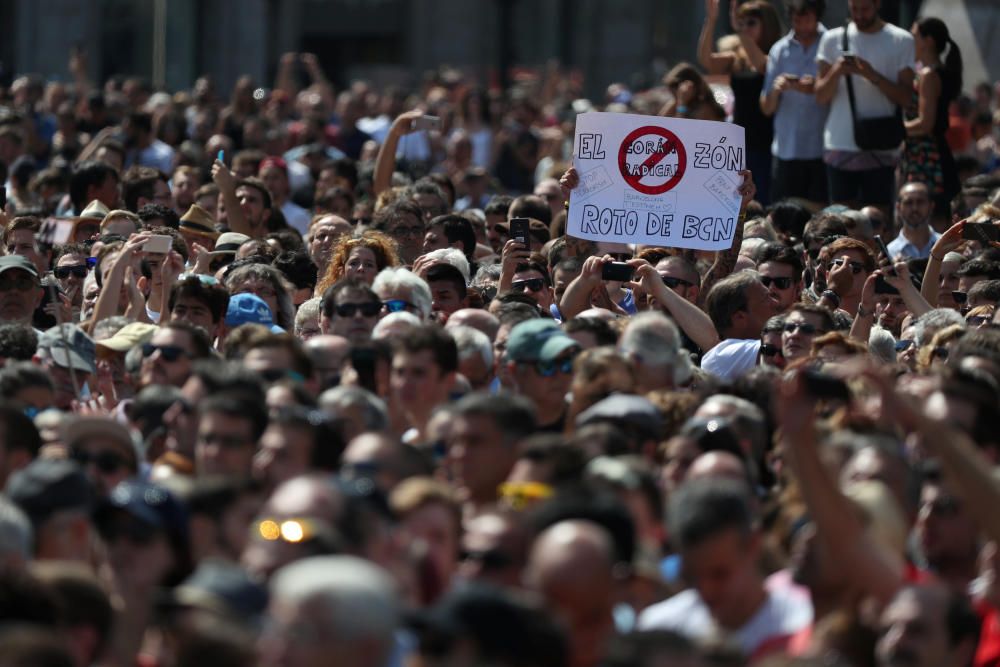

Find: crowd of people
[0,0,998,665]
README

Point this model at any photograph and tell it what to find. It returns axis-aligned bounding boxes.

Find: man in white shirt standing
[887,181,939,260]
[639,479,812,659]
[814,0,914,209]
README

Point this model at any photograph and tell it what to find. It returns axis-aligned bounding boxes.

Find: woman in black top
[698,0,782,204]
[901,17,963,223]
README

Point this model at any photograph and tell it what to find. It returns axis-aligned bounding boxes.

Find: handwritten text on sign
[568,112,745,251]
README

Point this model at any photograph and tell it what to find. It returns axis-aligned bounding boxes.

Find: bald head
[306,335,351,368]
[685,451,749,486]
[526,520,616,622]
[445,308,500,341]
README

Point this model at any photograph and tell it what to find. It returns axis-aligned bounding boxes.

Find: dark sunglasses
[334,302,381,318]
[760,276,794,290]
[829,258,865,274]
[952,291,968,304]
[895,339,915,352]
[784,322,818,335]
[661,276,694,289]
[54,265,89,279]
[70,448,129,474]
[512,278,545,293]
[760,343,783,358]
[531,356,575,377]
[142,344,189,362]
[968,315,993,327]
[382,299,415,313]
[806,235,843,260]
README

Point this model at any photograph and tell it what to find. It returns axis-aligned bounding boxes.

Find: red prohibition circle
[618,125,687,195]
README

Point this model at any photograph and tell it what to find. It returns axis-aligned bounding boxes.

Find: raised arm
[211,160,253,238]
[560,255,610,320]
[920,220,966,307]
[698,169,756,307]
[632,261,720,351]
[373,110,424,196]
[698,0,737,75]
[777,371,904,605]
[91,233,148,327]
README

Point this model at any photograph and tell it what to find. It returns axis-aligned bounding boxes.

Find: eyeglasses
[952,291,968,304]
[512,278,545,293]
[806,235,843,260]
[895,339,915,352]
[760,276,794,290]
[784,322,818,335]
[829,258,865,274]
[70,447,129,474]
[498,481,554,510]
[142,344,189,362]
[968,315,993,327]
[0,276,37,292]
[661,275,694,289]
[334,302,381,318]
[54,265,88,279]
[932,346,950,360]
[390,225,424,238]
[760,343,783,358]
[529,356,575,377]
[382,299,416,313]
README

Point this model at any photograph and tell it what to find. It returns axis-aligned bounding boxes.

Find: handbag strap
[841,24,860,125]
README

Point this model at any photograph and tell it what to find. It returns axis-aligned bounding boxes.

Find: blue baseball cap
[225,293,284,333]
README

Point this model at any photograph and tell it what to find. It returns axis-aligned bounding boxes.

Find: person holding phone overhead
[899,18,963,224]
[814,0,915,209]
[699,0,782,204]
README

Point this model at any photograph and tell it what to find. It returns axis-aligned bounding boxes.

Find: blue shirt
[764,26,829,160]
[887,228,940,260]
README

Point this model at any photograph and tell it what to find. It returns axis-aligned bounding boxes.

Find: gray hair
[743,217,778,242]
[422,248,470,283]
[372,311,422,339]
[318,386,389,433]
[738,237,767,258]
[271,555,398,654]
[868,325,897,365]
[224,264,296,331]
[619,311,693,384]
[295,297,322,336]
[0,497,32,563]
[448,325,493,367]
[372,267,432,320]
[91,315,133,342]
[472,262,501,287]
[912,308,966,347]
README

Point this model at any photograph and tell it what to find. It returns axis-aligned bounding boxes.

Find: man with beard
[888,182,939,260]
[875,584,978,667]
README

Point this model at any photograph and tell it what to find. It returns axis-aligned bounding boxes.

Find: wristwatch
[820,290,841,309]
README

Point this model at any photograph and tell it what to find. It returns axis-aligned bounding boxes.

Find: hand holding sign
[567,112,746,251]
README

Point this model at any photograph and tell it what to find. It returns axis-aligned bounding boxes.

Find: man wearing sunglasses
[781,304,835,363]
[52,243,92,315]
[510,262,556,318]
[320,280,381,344]
[654,256,701,305]
[757,244,804,312]
[139,322,212,388]
[819,237,876,315]
[504,319,579,432]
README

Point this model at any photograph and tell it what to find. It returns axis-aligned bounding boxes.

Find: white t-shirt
[701,339,761,383]
[638,586,813,657]
[817,23,914,152]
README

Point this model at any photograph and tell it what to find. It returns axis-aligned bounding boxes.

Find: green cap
[505,319,578,363]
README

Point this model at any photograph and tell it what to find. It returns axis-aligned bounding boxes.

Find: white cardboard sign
[568,111,746,251]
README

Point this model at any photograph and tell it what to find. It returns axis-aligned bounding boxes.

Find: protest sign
[568,112,746,251]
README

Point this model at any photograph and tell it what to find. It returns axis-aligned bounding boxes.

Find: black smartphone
[873,234,896,275]
[601,262,635,282]
[509,218,530,246]
[801,369,851,401]
[874,275,899,295]
[962,222,1000,244]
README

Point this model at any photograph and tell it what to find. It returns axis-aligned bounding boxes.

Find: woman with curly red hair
[316,231,401,293]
